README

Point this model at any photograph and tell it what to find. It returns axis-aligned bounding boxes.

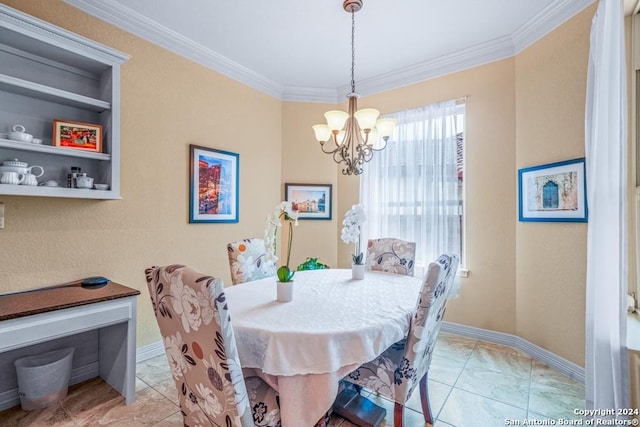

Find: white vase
[352,264,365,280]
[277,280,294,302]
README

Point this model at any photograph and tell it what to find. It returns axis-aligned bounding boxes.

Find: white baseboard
[441,321,585,384]
[0,362,99,411]
[136,340,165,364]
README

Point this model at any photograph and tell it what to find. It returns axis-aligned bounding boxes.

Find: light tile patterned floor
[0,332,585,426]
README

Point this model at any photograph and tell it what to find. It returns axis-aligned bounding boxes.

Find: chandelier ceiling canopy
[312,0,396,176]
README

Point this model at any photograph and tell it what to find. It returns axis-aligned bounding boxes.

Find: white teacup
[76,176,94,189]
[22,173,38,186]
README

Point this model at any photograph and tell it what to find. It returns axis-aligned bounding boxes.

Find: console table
[0,280,139,409]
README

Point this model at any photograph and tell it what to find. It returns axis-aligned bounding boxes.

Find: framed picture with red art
[53,120,103,153]
[189,144,239,223]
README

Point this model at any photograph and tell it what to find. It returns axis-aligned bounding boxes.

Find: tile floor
[0,332,585,426]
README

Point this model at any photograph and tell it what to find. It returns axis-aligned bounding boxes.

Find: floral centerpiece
[265,201,299,283]
[341,204,367,278]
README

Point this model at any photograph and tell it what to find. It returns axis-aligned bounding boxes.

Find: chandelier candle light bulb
[312,0,397,176]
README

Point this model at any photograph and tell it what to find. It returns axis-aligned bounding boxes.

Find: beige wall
[0,1,602,366]
[280,102,340,269]
[0,0,282,347]
[515,5,595,366]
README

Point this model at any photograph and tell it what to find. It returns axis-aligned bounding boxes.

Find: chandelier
[312,0,396,176]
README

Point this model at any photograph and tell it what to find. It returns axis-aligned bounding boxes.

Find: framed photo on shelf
[53,120,103,153]
[285,183,332,220]
[189,144,239,223]
[518,157,587,222]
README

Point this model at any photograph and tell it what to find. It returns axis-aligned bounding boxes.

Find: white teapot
[0,171,25,185]
[0,159,44,177]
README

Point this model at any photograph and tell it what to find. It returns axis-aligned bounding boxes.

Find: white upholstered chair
[145,264,281,426]
[365,237,417,276]
[227,238,277,285]
[344,253,459,426]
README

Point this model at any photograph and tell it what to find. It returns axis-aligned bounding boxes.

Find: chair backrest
[145,264,254,426]
[365,237,417,276]
[227,238,276,285]
[399,253,459,399]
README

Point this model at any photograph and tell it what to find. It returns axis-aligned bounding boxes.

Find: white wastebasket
[14,347,75,410]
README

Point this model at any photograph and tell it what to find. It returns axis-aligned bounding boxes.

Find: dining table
[224,268,423,427]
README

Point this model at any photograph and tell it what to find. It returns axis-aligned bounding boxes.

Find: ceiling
[63,0,628,103]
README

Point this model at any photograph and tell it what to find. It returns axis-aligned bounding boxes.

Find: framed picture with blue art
[518,157,587,222]
[285,183,332,220]
[189,145,239,223]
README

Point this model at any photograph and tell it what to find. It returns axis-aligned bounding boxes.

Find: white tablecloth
[225,269,422,426]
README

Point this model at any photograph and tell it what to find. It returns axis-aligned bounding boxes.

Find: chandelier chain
[351,9,356,94]
[312,0,395,176]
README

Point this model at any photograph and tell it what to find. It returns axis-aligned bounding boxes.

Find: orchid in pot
[265,201,299,300]
[341,204,367,279]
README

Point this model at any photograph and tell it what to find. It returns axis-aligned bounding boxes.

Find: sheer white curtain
[360,99,462,294]
[584,0,629,415]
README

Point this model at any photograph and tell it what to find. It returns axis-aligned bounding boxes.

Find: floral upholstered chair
[344,253,459,426]
[365,238,417,276]
[145,265,281,427]
[227,238,277,285]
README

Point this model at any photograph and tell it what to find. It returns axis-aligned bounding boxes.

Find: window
[360,99,465,281]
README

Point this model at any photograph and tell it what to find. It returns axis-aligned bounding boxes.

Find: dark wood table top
[0,280,140,321]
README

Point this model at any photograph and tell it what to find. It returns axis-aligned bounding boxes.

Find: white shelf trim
[0,4,128,66]
[0,138,110,160]
[0,183,120,200]
[0,73,111,112]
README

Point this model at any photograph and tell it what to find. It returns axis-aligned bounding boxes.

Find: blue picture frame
[518,158,587,222]
[189,145,239,223]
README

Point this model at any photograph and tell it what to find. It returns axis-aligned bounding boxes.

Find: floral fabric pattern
[365,238,417,276]
[227,238,277,285]
[145,265,281,426]
[345,254,459,410]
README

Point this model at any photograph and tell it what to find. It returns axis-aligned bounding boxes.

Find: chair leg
[393,402,405,427]
[314,410,331,427]
[419,374,434,425]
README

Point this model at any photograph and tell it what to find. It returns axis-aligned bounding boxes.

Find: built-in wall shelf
[0,74,111,112]
[0,139,111,161]
[0,4,128,200]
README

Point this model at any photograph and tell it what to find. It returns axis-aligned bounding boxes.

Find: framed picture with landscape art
[518,157,587,222]
[189,144,239,223]
[285,183,332,220]
[53,120,102,153]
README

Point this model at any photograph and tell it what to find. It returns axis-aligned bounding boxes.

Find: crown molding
[512,0,596,54]
[63,0,284,99]
[64,0,594,103]
[281,86,338,103]
[336,35,515,100]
